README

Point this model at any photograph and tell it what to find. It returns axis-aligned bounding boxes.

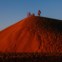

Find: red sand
[0,16,62,54]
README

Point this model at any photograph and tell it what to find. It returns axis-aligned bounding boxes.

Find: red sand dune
[0,16,62,54]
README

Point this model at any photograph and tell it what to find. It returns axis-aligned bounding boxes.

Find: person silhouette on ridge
[27,12,31,17]
[38,10,41,16]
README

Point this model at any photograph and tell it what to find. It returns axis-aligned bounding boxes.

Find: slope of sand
[0,16,62,54]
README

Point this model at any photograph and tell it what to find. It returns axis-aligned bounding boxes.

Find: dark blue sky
[0,0,62,30]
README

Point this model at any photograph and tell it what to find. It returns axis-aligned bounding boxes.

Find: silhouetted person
[38,10,41,16]
[27,12,31,17]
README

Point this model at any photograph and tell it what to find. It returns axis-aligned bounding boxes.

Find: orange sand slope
[0,16,62,53]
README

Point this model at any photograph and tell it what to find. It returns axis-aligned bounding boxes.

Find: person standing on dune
[27,12,31,17]
[38,10,41,16]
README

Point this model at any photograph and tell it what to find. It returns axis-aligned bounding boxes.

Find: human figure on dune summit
[27,12,31,17]
[27,12,35,17]
[38,10,41,16]
[27,10,41,17]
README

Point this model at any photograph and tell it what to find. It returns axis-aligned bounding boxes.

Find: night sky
[0,0,62,30]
